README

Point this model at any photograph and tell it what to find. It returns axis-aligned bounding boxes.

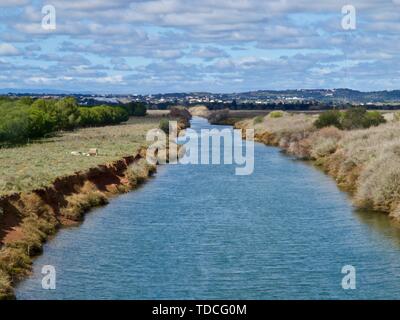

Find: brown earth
[0,117,188,299]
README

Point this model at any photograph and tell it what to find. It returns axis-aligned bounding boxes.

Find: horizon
[2,1,400,93]
[3,87,400,96]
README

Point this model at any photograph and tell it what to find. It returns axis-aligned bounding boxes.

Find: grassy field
[0,112,167,196]
[0,111,174,299]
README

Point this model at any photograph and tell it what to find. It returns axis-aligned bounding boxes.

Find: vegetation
[237,111,400,219]
[314,110,342,129]
[315,107,386,130]
[159,118,170,134]
[0,112,172,299]
[253,115,265,124]
[78,106,128,127]
[0,115,165,196]
[269,111,284,118]
[207,109,230,124]
[0,97,133,146]
[123,102,147,117]
[362,110,387,128]
[0,269,13,299]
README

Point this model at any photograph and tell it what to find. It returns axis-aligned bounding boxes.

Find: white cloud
[2,0,400,92]
[0,43,19,56]
[0,0,28,6]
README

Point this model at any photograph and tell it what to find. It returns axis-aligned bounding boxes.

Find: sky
[1,0,400,94]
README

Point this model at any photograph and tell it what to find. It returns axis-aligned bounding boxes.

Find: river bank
[234,112,400,223]
[0,114,188,299]
[15,116,400,299]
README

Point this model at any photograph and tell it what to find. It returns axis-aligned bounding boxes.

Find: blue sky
[1,0,400,93]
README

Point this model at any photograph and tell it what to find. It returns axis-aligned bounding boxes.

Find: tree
[124,102,147,117]
[27,106,54,138]
[54,97,80,130]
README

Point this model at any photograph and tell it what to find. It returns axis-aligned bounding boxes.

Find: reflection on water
[15,117,400,300]
[355,209,400,248]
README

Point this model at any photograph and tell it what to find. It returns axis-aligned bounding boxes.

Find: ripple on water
[15,117,400,300]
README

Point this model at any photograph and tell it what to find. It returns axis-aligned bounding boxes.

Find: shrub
[341,107,367,130]
[310,126,343,159]
[0,111,29,144]
[128,159,154,184]
[123,102,147,117]
[79,106,129,127]
[159,118,170,134]
[207,109,229,124]
[316,108,386,130]
[0,269,13,300]
[253,115,264,124]
[355,152,400,212]
[62,191,108,221]
[363,111,386,128]
[0,247,31,279]
[314,110,342,129]
[269,111,284,118]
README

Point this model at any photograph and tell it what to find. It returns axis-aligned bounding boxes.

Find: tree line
[0,97,147,146]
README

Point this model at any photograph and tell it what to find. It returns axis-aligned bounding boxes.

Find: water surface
[16,117,400,299]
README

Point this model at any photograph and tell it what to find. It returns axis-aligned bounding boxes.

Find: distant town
[4,88,400,110]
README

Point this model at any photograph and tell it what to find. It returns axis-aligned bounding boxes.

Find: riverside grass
[0,113,170,299]
[0,115,164,196]
[236,112,400,220]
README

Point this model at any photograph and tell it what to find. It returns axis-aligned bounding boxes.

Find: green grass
[269,111,284,118]
[253,115,265,124]
[0,114,165,196]
[0,112,171,299]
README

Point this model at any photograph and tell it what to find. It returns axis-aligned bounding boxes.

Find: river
[16,117,400,299]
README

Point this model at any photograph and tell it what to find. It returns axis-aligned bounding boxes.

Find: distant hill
[148,89,400,104]
[223,89,400,103]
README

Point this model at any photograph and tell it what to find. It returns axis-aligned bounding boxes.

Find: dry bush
[310,126,343,159]
[0,247,31,280]
[7,216,53,255]
[253,115,265,125]
[262,113,316,158]
[339,123,400,165]
[263,113,315,137]
[239,112,400,217]
[238,113,316,150]
[0,246,32,299]
[0,269,13,300]
[61,191,108,221]
[188,105,210,118]
[384,112,395,122]
[320,123,400,189]
[355,144,400,212]
[127,159,155,185]
[276,131,312,159]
